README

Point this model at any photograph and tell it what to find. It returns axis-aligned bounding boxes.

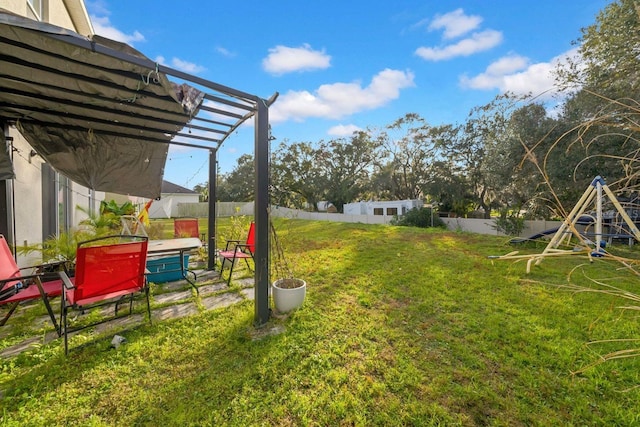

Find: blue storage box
[146,254,190,283]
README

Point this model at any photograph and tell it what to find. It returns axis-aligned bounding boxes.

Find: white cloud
[270,69,415,123]
[216,46,236,57]
[86,0,110,17]
[262,44,331,75]
[415,29,503,61]
[328,124,363,137]
[90,15,145,45]
[459,49,581,100]
[485,55,530,75]
[170,58,206,74]
[155,56,206,74]
[429,9,482,40]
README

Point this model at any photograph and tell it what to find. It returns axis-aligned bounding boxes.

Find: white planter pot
[272,278,306,313]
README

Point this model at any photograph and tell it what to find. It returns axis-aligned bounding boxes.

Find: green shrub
[493,209,525,236]
[391,207,445,228]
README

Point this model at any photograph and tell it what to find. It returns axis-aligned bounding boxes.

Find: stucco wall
[5,0,97,266]
[11,136,44,259]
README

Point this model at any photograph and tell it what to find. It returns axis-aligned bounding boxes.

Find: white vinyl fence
[176,202,564,238]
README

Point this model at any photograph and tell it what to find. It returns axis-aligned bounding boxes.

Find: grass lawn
[1,219,640,425]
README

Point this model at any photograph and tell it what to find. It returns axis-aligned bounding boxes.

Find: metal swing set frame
[490,176,640,272]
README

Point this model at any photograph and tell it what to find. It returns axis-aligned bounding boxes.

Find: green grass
[2,220,640,425]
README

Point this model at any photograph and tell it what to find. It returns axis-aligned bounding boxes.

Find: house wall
[4,0,98,266]
[48,2,76,29]
[150,194,200,218]
[12,137,44,253]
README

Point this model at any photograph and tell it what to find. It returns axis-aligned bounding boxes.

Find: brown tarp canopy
[0,9,227,198]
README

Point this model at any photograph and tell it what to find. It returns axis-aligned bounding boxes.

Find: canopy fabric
[0,9,206,198]
[0,143,15,181]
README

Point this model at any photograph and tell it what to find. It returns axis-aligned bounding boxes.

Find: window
[387,207,398,216]
[27,0,43,20]
[373,208,383,216]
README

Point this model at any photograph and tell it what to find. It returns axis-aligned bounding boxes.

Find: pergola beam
[0,11,279,325]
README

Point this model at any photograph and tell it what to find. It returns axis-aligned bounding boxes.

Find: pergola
[0,9,275,324]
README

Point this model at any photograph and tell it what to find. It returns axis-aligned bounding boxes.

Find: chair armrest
[19,259,68,271]
[0,272,48,285]
[234,243,252,251]
[58,271,74,290]
[18,260,70,282]
[224,240,241,250]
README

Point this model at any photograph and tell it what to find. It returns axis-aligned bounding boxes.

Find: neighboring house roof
[161,180,198,194]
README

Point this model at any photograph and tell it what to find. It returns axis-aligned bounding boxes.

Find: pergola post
[207,148,217,271]
[254,99,270,325]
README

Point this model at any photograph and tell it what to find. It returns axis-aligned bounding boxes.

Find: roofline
[63,0,94,36]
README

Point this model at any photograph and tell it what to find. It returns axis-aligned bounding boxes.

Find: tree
[484,101,561,218]
[193,182,209,202]
[217,154,254,202]
[270,141,326,210]
[433,97,513,218]
[372,113,435,201]
[318,132,378,212]
[550,0,640,211]
[558,0,640,98]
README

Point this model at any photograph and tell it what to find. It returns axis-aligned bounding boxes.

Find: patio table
[147,238,202,294]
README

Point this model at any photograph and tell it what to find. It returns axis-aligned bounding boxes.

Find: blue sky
[86,0,611,189]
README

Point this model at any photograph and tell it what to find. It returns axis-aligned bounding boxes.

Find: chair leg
[220,257,229,284]
[63,306,69,356]
[0,301,19,326]
[226,256,237,286]
[145,287,152,325]
[184,271,199,295]
[34,278,61,336]
[62,291,71,355]
[42,296,61,337]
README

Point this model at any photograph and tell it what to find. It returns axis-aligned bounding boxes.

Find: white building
[106,180,200,219]
[343,199,423,217]
[149,181,200,219]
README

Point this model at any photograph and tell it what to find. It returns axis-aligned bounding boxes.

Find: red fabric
[218,250,252,259]
[174,218,199,238]
[0,235,21,292]
[68,240,148,306]
[3,279,62,303]
[246,222,255,253]
[0,234,63,303]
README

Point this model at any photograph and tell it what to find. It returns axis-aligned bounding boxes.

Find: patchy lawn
[1,220,640,426]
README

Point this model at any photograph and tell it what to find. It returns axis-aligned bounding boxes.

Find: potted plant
[17,203,127,275]
[270,219,306,313]
[17,228,94,276]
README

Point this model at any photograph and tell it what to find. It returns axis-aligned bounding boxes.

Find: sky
[85,0,612,189]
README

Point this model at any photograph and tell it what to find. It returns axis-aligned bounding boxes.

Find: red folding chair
[59,235,150,354]
[218,222,255,286]
[174,217,206,249]
[0,235,63,335]
[174,218,203,239]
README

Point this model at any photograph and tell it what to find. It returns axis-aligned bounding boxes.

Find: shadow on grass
[3,221,640,425]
